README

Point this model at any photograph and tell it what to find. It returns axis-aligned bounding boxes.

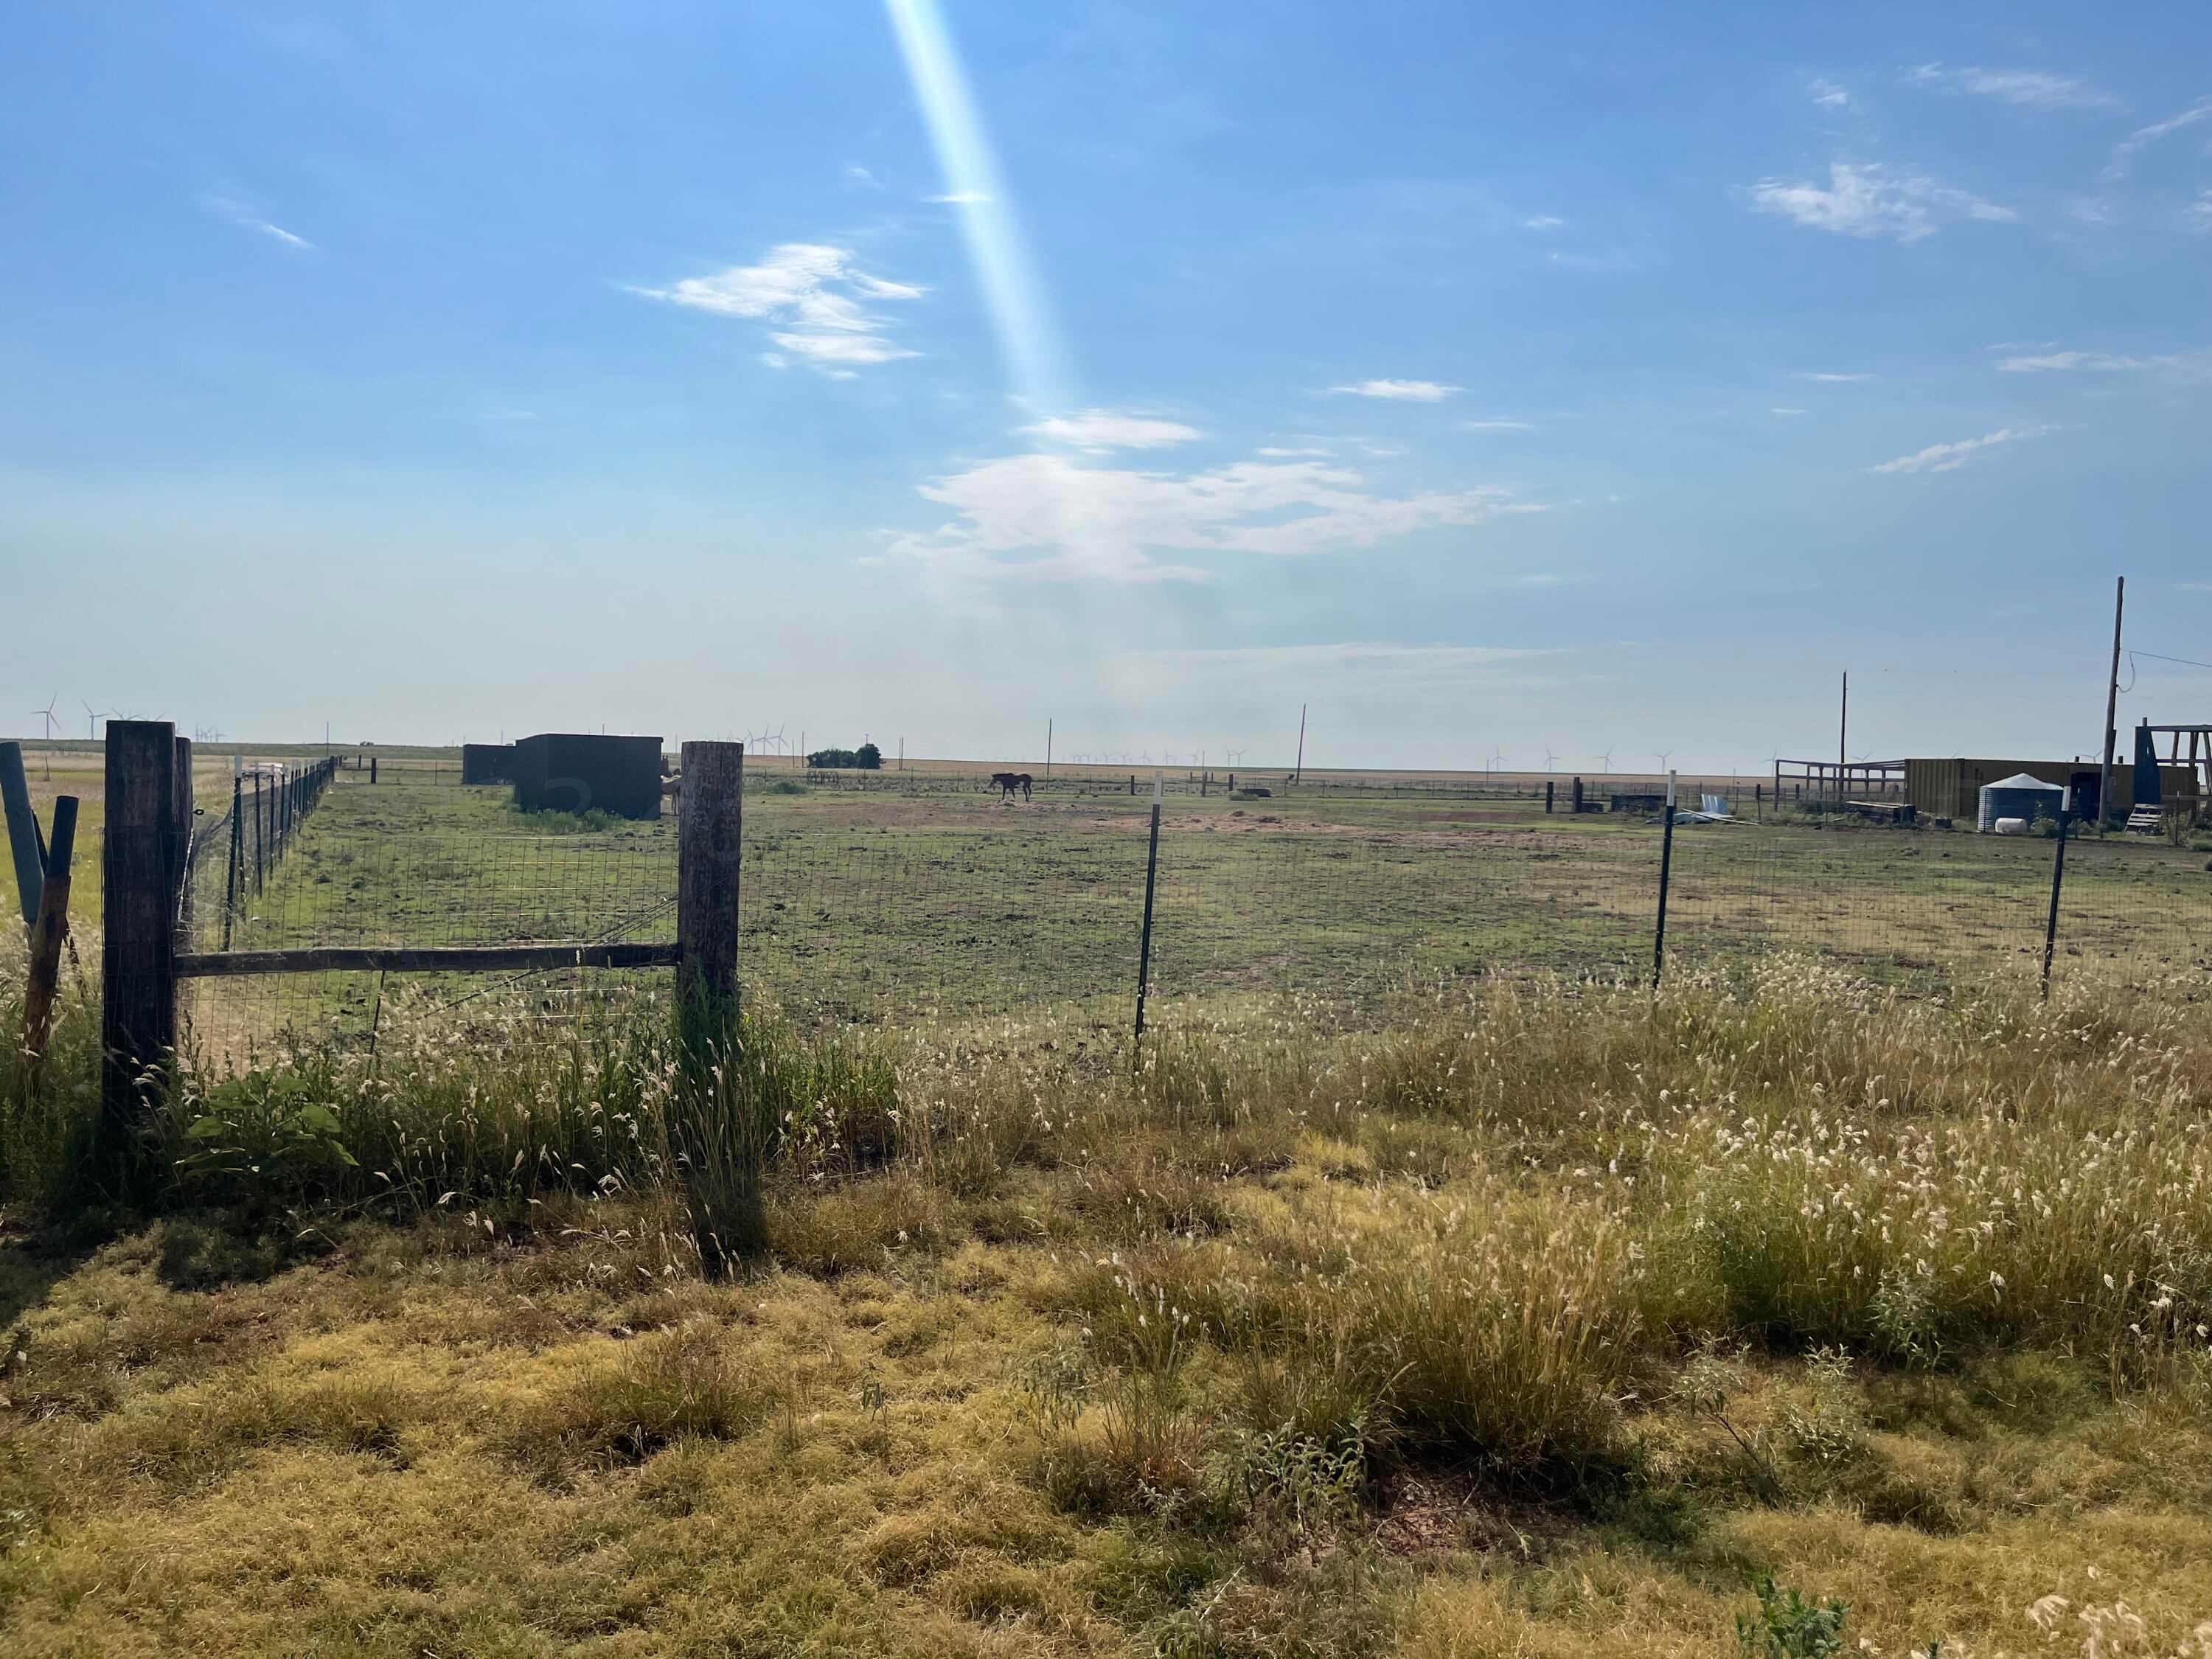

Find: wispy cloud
[1770,407,1809,416]
[1461,419,1534,431]
[2191,190,2212,233]
[2107,97,2212,175]
[1809,78,1854,111]
[888,452,1539,582]
[1868,425,2053,476]
[924,191,992,205]
[201,195,313,250]
[1994,349,2149,373]
[1520,215,1567,231]
[1904,63,2121,111]
[1748,162,2016,243]
[633,243,923,375]
[1994,344,2212,384]
[1257,445,1332,458]
[1794,371,1874,383]
[1025,410,1203,451]
[1330,379,1461,402]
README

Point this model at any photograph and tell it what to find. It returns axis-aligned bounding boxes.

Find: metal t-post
[1652,771,1677,990]
[223,775,243,950]
[2042,809,2071,997]
[1134,772,1163,1048]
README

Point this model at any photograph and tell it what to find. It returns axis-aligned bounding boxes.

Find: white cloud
[1521,215,1567,231]
[1794,371,1874,382]
[844,164,878,186]
[2190,189,2212,233]
[1330,379,1461,402]
[1748,162,2016,243]
[201,195,313,249]
[1994,349,2149,372]
[888,452,1539,583]
[1770,407,1809,416]
[1994,344,2212,384]
[1905,63,2121,111]
[1809,78,1854,111]
[1256,446,1332,457]
[2108,97,2212,174]
[1026,410,1203,452]
[1461,419,1533,431]
[1868,425,2054,476]
[635,243,923,374]
[925,191,992,205]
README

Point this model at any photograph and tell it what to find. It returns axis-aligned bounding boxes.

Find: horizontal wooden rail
[175,942,681,978]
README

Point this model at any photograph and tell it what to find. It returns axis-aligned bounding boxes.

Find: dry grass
[6,961,2212,1653]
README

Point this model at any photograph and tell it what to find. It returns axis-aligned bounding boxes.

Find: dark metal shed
[461,743,514,785]
[510,734,664,820]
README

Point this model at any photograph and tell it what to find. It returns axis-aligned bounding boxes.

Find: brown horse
[991,771,1033,802]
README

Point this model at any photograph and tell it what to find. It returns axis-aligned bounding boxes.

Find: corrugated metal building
[1904,758,2196,822]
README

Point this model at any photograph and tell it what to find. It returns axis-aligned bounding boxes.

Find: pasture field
[137,758,2212,1069]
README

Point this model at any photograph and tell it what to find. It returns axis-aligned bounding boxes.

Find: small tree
[856,742,881,771]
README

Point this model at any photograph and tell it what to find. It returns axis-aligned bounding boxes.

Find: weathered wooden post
[101,721,179,1145]
[1,740,43,930]
[678,741,743,1010]
[1545,780,1555,814]
[22,796,78,1093]
[673,740,754,1276]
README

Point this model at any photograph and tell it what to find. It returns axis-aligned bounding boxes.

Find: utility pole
[1046,719,1052,778]
[898,736,905,771]
[1294,703,1307,782]
[2099,576,2125,834]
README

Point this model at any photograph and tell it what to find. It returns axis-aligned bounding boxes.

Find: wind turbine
[82,700,99,740]
[1655,750,1673,777]
[1596,748,1613,774]
[1543,745,1559,772]
[1488,746,1505,779]
[31,696,58,779]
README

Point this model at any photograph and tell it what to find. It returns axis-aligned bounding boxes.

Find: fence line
[77,734,2212,1080]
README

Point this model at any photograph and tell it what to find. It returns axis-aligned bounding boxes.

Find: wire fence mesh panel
[178,774,678,1072]
[1665,818,2056,993]
[738,799,1148,1029]
[2051,831,2212,997]
[1145,814,1660,1028]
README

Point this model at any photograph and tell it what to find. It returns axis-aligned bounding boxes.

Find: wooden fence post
[678,741,744,1010]
[101,720,178,1141]
[2,740,43,929]
[22,796,78,1092]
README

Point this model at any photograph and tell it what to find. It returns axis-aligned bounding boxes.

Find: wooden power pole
[1294,703,1307,782]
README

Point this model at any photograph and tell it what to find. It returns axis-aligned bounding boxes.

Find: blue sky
[4,2,2208,772]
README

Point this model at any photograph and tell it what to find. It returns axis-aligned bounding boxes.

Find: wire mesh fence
[167,763,2212,1077]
